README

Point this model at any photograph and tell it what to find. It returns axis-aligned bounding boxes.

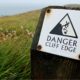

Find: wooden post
[31,6,80,80]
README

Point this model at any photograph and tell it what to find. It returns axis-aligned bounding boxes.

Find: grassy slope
[0,10,40,80]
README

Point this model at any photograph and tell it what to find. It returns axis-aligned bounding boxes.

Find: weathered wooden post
[31,6,80,80]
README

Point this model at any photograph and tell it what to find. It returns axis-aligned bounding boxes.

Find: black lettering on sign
[45,35,77,53]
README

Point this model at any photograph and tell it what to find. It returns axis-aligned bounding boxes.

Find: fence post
[31,6,80,80]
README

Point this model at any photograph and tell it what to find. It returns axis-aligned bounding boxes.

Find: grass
[0,10,40,80]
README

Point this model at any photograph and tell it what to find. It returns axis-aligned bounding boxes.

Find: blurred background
[0,0,80,80]
[0,0,80,16]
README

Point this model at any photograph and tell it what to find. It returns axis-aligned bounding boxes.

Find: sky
[0,0,80,5]
[0,0,80,16]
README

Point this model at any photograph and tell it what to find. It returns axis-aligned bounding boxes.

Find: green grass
[0,10,40,80]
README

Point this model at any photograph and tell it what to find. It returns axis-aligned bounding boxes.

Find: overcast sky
[0,0,80,16]
[0,0,80,6]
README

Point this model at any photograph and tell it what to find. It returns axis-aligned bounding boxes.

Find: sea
[0,5,44,16]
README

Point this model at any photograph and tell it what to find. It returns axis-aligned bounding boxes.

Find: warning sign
[38,8,80,60]
[50,13,78,38]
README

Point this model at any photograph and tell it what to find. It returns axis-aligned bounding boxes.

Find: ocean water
[0,5,44,16]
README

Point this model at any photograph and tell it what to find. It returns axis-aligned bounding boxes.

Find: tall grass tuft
[0,10,40,80]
